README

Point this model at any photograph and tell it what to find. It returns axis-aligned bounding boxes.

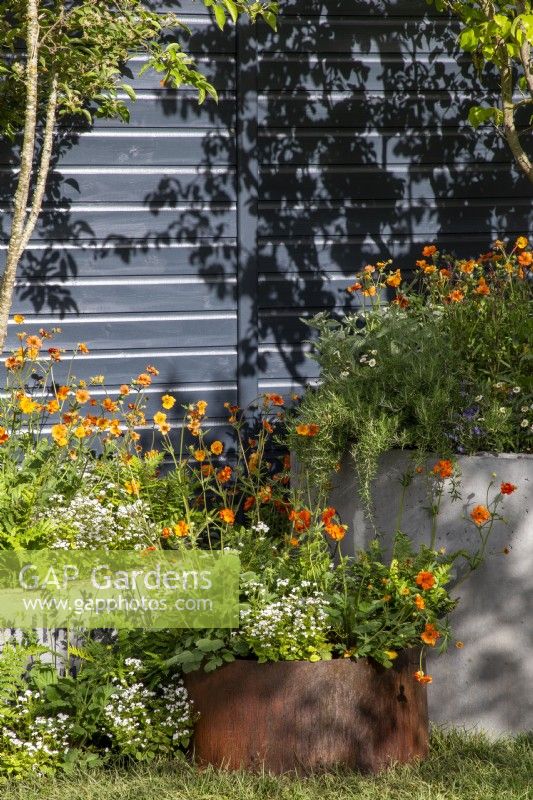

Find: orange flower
[447,289,464,303]
[48,347,62,362]
[432,459,453,479]
[473,277,490,296]
[146,365,159,376]
[196,400,208,416]
[77,342,89,354]
[119,384,130,396]
[416,571,436,591]
[102,397,118,412]
[517,251,533,266]
[243,496,255,511]
[414,594,426,610]
[161,527,172,539]
[13,314,25,324]
[25,335,42,350]
[201,464,214,477]
[421,622,441,647]
[321,507,336,525]
[210,440,224,455]
[295,423,320,437]
[459,259,476,274]
[162,394,176,410]
[500,482,517,495]
[0,426,9,444]
[362,285,377,297]
[289,508,312,532]
[470,504,491,526]
[217,466,233,484]
[385,269,402,288]
[515,236,528,249]
[75,389,91,404]
[265,393,284,406]
[325,522,347,541]
[422,245,437,257]
[346,281,362,293]
[135,373,152,387]
[173,520,189,537]
[51,424,68,447]
[262,419,274,434]
[391,293,409,309]
[5,355,23,370]
[259,485,272,503]
[289,536,300,547]
[194,449,206,462]
[158,422,171,435]
[56,386,70,401]
[413,670,432,684]
[455,641,464,649]
[19,395,40,414]
[439,268,451,279]
[124,479,140,496]
[219,508,235,524]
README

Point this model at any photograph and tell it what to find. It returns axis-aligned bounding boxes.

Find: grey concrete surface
[325,450,533,735]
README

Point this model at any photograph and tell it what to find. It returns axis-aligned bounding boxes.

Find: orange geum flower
[500,482,517,495]
[201,464,214,477]
[102,397,118,412]
[119,384,130,396]
[447,289,465,303]
[413,670,432,684]
[295,423,320,437]
[109,419,123,437]
[321,507,336,525]
[161,394,176,410]
[432,459,453,479]
[259,485,272,503]
[75,389,91,404]
[265,393,284,406]
[173,520,189,537]
[48,347,62,362]
[515,236,528,249]
[243,496,255,511]
[161,527,172,539]
[289,508,312,532]
[517,251,533,266]
[153,411,167,426]
[0,427,9,444]
[421,622,441,647]
[210,440,224,455]
[194,449,207,462]
[416,571,436,591]
[158,422,171,435]
[146,364,159,376]
[414,594,426,610]
[346,281,362,293]
[474,277,490,296]
[73,425,88,439]
[362,285,377,297]
[325,522,347,541]
[56,386,70,401]
[470,504,491,526]
[51,424,68,447]
[5,355,23,370]
[90,375,105,385]
[13,314,25,324]
[77,343,89,354]
[217,466,232,484]
[385,269,402,288]
[422,245,437,257]
[262,419,274,434]
[25,335,42,350]
[219,508,235,524]
[196,400,208,416]
[19,395,39,414]
[124,480,141,496]
[135,373,152,387]
[459,259,476,274]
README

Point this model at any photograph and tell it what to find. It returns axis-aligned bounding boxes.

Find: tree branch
[499,43,533,183]
[0,0,40,350]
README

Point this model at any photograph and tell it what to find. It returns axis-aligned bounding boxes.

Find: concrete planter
[184,650,428,774]
[327,450,533,735]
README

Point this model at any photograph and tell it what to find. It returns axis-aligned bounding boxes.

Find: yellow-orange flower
[422,245,437,257]
[325,522,347,541]
[75,389,90,404]
[25,335,42,350]
[421,622,441,646]
[217,466,232,484]
[385,269,402,288]
[362,285,377,297]
[124,479,140,496]
[196,400,208,416]
[194,449,206,462]
[154,411,167,426]
[135,373,152,387]
[295,423,320,437]
[515,236,528,249]
[259,485,272,503]
[218,508,235,524]
[158,422,171,435]
[56,386,70,401]
[414,594,426,610]
[102,397,118,412]
[413,670,432,684]
[0,427,9,444]
[19,395,39,414]
[173,520,189,537]
[447,289,464,303]
[474,277,490,296]
[51,424,68,447]
[13,314,25,324]
[517,251,533,266]
[210,440,224,455]
[119,384,130,396]
[201,464,214,477]
[161,394,176,410]
[470,504,491,526]
[73,425,87,439]
[416,571,436,590]
[459,259,476,274]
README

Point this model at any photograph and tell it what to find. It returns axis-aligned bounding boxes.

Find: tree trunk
[0,0,40,351]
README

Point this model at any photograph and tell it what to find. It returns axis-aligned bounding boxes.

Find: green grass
[2,729,531,800]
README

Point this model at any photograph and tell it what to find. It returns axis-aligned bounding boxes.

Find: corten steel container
[184,649,429,774]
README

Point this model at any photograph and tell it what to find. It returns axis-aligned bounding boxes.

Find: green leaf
[214,5,226,29]
[120,82,137,102]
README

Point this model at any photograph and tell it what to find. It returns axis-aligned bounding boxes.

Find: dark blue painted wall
[1,0,531,434]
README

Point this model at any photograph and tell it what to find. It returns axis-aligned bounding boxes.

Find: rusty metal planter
[184,648,428,774]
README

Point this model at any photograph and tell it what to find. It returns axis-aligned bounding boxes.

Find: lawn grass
[2,729,531,800]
